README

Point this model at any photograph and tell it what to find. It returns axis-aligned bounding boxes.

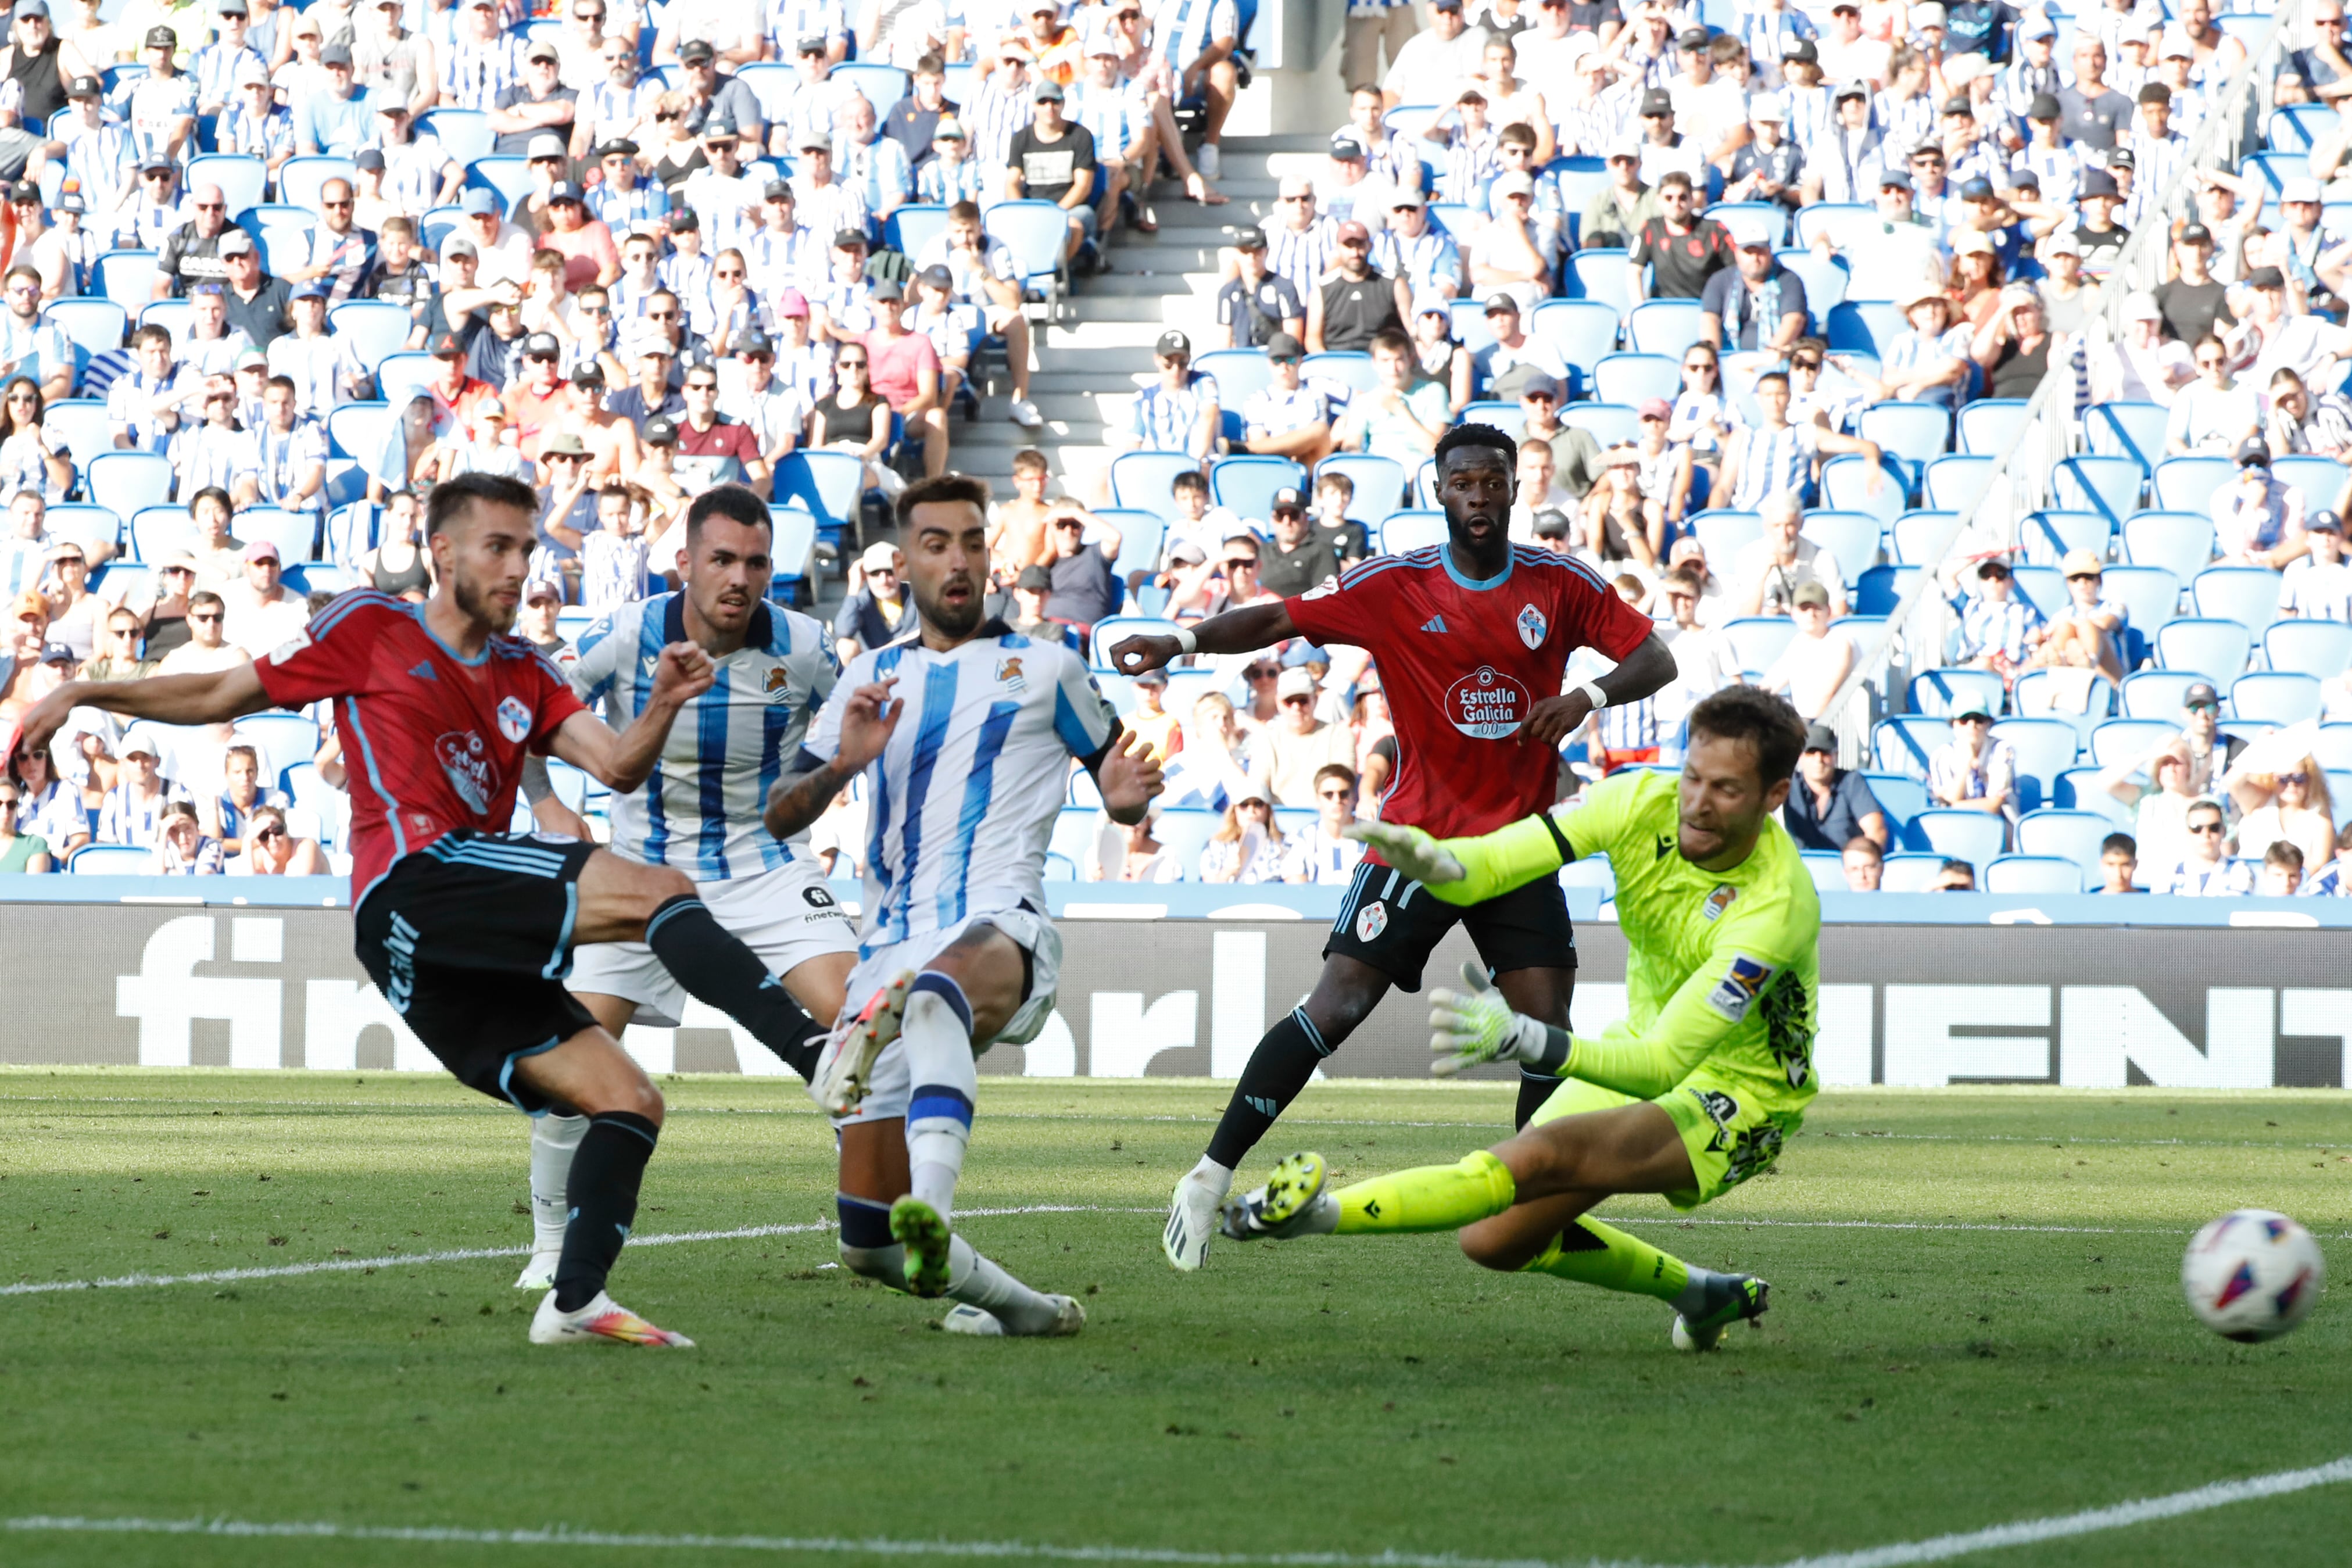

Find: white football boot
[529,1288,694,1347]
[810,972,912,1116]
[1161,1166,1226,1272]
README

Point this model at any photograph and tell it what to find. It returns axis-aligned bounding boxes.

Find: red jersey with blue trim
[1284,543,1652,846]
[251,590,586,900]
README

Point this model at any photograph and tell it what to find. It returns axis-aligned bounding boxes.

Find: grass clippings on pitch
[3,1071,2349,1568]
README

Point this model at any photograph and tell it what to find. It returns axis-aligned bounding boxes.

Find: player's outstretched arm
[762,675,903,840]
[552,640,715,793]
[1521,632,1677,749]
[1345,807,1574,907]
[1107,601,1297,676]
[13,665,274,756]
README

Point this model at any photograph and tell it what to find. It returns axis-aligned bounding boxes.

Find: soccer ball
[2181,1209,2326,1343]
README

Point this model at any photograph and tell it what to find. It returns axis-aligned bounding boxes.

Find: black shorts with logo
[353,831,601,1112]
[1323,859,1576,993]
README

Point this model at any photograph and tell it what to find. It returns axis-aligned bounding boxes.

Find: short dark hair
[1687,686,1807,785]
[1171,470,1208,495]
[1658,170,1694,195]
[1755,369,1789,391]
[133,322,172,352]
[685,482,773,550]
[1843,835,1882,864]
[1435,421,1517,474]
[188,589,225,613]
[1313,762,1357,794]
[2102,832,2136,858]
[2267,841,2306,871]
[896,472,990,530]
[427,471,538,536]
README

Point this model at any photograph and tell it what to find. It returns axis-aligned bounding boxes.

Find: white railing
[1822,0,2307,771]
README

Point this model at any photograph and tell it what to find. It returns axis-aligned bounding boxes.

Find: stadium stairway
[950,134,1309,496]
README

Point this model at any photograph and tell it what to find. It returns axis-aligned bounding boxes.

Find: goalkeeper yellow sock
[1523,1218,1692,1304]
[1331,1151,1516,1234]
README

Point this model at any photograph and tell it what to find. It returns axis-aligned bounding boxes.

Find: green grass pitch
[3,1069,2350,1567]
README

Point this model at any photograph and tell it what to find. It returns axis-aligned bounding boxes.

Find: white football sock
[944,1234,1061,1334]
[1189,1155,1234,1199]
[900,977,978,1226]
[529,1113,589,1254]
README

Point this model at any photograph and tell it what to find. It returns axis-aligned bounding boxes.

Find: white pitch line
[9,1453,2351,1568]
[0,1205,1155,1299]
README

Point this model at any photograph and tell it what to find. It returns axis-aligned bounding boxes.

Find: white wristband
[1576,679,1609,712]
[1173,628,1198,656]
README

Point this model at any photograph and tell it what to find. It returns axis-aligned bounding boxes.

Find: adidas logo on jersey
[409,662,437,681]
[1421,615,1449,633]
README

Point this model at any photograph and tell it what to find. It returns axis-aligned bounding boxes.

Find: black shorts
[1324,860,1576,993]
[353,832,602,1112]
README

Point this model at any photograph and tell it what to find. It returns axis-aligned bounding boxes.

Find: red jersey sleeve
[1283,561,1397,649]
[250,594,384,710]
[1552,562,1656,664]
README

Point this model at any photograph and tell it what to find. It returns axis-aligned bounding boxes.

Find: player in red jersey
[1111,424,1676,1272]
[13,474,838,1349]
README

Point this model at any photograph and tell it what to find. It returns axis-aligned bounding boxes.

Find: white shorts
[567,860,858,1028]
[829,905,1062,1129]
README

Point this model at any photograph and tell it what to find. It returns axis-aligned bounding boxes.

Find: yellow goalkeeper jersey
[1559,770,1822,1106]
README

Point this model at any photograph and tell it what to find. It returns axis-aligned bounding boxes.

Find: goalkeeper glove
[1426,962,1571,1079]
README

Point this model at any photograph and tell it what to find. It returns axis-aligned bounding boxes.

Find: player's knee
[626,1076,666,1126]
[641,865,694,911]
[1457,1219,1521,1272]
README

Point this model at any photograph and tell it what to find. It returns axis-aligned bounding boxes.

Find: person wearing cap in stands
[1945,228,2005,328]
[1306,219,1408,354]
[489,35,580,159]
[582,31,656,151]
[219,536,305,657]
[1469,292,1566,401]
[37,70,128,221]
[1723,93,1803,210]
[2166,331,2261,456]
[807,226,876,346]
[352,0,435,117]
[1578,138,1657,252]
[954,35,1033,177]
[2213,437,2310,569]
[2265,364,2352,459]
[291,174,385,309]
[1375,187,1465,304]
[1870,42,1936,161]
[178,278,255,378]
[2151,220,2233,346]
[1934,96,1997,190]
[1255,485,1342,599]
[1113,326,1219,463]
[1003,562,1065,645]
[767,286,832,410]
[249,373,325,517]
[790,130,872,252]
[833,539,910,661]
[1969,282,2060,400]
[1626,83,1699,189]
[263,279,339,411]
[2279,506,2352,621]
[125,23,195,163]
[436,0,523,113]
[499,330,568,457]
[1214,227,1304,351]
[1782,720,1886,854]
[762,34,851,160]
[1849,277,1972,410]
[679,116,764,256]
[1755,579,1855,723]
[2022,547,2128,683]
[536,181,621,296]
[0,0,88,131]
[606,322,688,424]
[1407,293,1472,413]
[217,60,292,177]
[900,260,973,410]
[1420,84,1500,209]
[587,138,665,234]
[1240,321,1337,461]
[2271,178,2347,314]
[1800,81,1882,207]
[189,0,263,117]
[292,40,370,156]
[1699,230,1809,363]
[915,114,987,206]
[152,177,234,299]
[1004,77,1099,269]
[1626,169,1732,307]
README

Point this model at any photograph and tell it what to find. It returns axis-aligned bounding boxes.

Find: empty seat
[2265,618,2352,678]
[1909,667,2006,718]
[1873,715,1952,779]
[2191,565,2285,634]
[2016,809,2115,868]
[2230,672,2324,728]
[2155,618,2253,677]
[1910,808,2007,864]
[1984,855,2085,894]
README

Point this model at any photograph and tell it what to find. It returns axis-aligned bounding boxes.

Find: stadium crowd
[0,0,2347,900]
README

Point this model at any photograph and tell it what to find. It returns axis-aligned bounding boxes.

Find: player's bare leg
[518,951,853,1287]
[1167,954,1571,1271]
[826,928,1083,1336]
[511,1030,693,1347]
[1227,1102,1767,1350]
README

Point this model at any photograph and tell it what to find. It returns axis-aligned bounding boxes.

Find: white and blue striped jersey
[806,621,1119,957]
[572,592,840,880]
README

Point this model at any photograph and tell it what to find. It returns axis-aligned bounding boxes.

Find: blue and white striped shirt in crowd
[1737,8,1816,91]
[1952,591,2045,664]
[1727,423,1819,511]
[1882,325,1974,407]
[2152,855,2257,896]
[584,77,663,146]
[1265,215,1339,300]
[1436,126,1499,206]
[1371,225,1460,300]
[807,625,1117,954]
[745,222,825,299]
[190,41,267,112]
[768,0,852,58]
[441,34,527,113]
[1150,0,1238,69]
[579,528,652,618]
[253,421,329,512]
[918,155,990,205]
[574,591,840,881]
[962,74,1035,170]
[1872,89,1935,162]
[1070,78,1148,160]
[1128,371,1220,452]
[220,102,295,164]
[588,176,670,233]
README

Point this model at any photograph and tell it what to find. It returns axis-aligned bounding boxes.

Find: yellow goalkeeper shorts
[1528,1066,1805,1210]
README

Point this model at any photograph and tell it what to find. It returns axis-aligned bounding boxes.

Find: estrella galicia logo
[1445,665,1527,739]
[434,730,495,814]
[1516,603,1547,649]
[803,885,837,909]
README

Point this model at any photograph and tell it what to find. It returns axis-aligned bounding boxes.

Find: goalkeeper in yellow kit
[1219,687,1820,1350]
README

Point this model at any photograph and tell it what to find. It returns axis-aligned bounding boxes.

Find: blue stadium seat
[1858,399,1952,473]
[42,502,120,555]
[2011,670,2116,743]
[69,843,153,875]
[2121,669,2210,719]
[1878,853,1954,892]
[375,352,436,408]
[1793,203,1875,249]
[1209,455,1305,522]
[768,505,815,588]
[327,301,414,374]
[2122,510,2215,578]
[2100,562,2181,635]
[2231,672,2324,728]
[834,62,911,113]
[277,155,356,213]
[1108,451,1200,523]
[2152,456,2235,514]
[2269,453,2346,513]
[1800,850,1849,894]
[418,205,464,253]
[186,153,266,216]
[1990,717,2079,806]
[1527,299,1620,387]
[1707,202,1786,249]
[1799,510,1880,585]
[237,508,320,561]
[2190,566,2284,635]
[2269,105,2340,152]
[464,156,535,214]
[2264,618,2352,679]
[2090,717,2187,767]
[2052,454,2143,527]
[1089,616,1179,671]
[1315,453,1407,518]
[1560,402,1639,446]
[1923,453,1996,511]
[41,299,125,359]
[1910,808,2006,864]
[1721,617,1797,674]
[1626,299,1702,356]
[2053,766,2133,825]
[774,450,864,539]
[139,299,192,345]
[2017,809,2114,868]
[1827,300,1906,357]
[1985,855,2084,894]
[983,201,1072,300]
[324,401,394,464]
[1854,563,1920,615]
[86,452,172,519]
[1097,511,1164,580]
[1910,667,2006,718]
[42,399,110,463]
[1457,401,1526,439]
[1773,248,1848,321]
[415,108,493,165]
[2010,564,2068,620]
[2085,401,2167,473]
[232,712,323,783]
[92,250,156,313]
[1448,297,1497,355]
[1862,771,1928,840]
[1379,510,1447,553]
[1591,352,1680,405]
[1889,509,1956,564]
[1563,248,1630,312]
[2020,510,2113,567]
[1689,509,1761,567]
[1299,350,1375,393]
[1873,714,1952,779]
[2316,722,2352,771]
[127,505,192,561]
[1957,398,2033,456]
[2156,617,2253,676]
[885,203,949,261]
[2244,149,2309,195]
[1821,454,1906,524]
[1193,349,1272,410]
